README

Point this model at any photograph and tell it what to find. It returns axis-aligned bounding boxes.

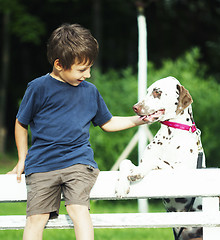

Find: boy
[8,23,148,240]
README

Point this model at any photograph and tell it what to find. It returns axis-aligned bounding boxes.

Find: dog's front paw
[115,177,130,198]
[127,174,143,182]
[127,169,144,182]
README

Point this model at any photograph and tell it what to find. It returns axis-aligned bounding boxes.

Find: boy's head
[47,23,99,70]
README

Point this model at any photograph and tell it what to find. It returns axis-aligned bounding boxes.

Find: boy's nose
[84,68,91,79]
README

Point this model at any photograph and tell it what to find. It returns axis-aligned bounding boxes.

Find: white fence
[0,169,220,239]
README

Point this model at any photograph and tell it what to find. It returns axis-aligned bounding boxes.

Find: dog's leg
[115,159,136,198]
[126,153,157,182]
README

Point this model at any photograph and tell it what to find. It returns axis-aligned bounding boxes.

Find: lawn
[0,154,173,239]
[0,200,173,239]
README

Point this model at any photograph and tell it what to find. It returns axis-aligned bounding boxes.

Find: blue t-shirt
[17,74,112,175]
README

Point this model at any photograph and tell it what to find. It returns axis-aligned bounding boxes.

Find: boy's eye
[79,67,90,72]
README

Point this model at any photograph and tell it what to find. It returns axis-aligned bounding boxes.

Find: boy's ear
[54,59,63,71]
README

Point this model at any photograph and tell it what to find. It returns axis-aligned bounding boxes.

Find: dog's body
[115,77,205,240]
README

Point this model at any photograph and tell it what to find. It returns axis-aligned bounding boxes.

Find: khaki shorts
[25,164,99,218]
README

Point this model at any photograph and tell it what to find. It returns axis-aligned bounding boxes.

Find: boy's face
[54,60,92,86]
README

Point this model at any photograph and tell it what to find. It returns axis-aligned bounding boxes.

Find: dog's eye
[152,88,162,99]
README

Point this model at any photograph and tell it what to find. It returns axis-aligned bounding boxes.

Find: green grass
[0,153,173,239]
[0,200,173,239]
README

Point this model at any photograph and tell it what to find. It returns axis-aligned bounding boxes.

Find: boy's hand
[7,161,25,183]
[136,115,150,125]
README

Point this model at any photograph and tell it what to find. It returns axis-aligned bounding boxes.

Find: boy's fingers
[17,173,22,183]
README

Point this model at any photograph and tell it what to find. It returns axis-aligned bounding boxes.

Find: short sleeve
[92,91,112,127]
[16,82,41,125]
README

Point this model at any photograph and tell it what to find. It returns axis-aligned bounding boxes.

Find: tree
[0,0,45,153]
[0,11,10,153]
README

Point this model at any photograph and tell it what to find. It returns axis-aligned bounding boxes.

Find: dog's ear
[176,84,193,115]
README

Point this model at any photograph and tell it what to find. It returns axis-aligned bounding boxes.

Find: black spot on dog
[175,198,188,204]
[177,146,180,149]
[167,207,177,212]
[154,166,162,170]
[152,88,162,99]
[188,227,202,238]
[196,227,203,236]
[186,118,190,121]
[197,205,202,210]
[175,102,178,105]
[163,198,171,203]
[168,127,172,135]
[188,108,194,122]
[164,161,170,165]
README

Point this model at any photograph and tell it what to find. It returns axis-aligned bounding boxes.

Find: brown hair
[47,23,99,69]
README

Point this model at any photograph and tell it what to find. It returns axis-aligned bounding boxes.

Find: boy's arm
[7,119,28,183]
[100,116,148,132]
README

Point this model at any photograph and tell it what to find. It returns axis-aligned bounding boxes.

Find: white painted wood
[0,174,27,201]
[137,6,148,214]
[1,169,220,201]
[1,169,220,239]
[203,197,220,238]
[137,11,147,102]
[203,196,219,212]
[1,211,220,230]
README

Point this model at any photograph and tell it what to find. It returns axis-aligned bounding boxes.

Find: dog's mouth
[139,109,165,122]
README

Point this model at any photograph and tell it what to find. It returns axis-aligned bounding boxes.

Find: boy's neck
[50,69,65,83]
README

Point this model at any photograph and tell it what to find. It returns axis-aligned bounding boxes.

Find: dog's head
[133,76,193,123]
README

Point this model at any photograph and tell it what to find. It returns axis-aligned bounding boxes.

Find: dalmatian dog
[115,76,205,240]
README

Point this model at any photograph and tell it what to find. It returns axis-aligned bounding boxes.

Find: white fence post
[203,197,220,240]
[137,6,148,213]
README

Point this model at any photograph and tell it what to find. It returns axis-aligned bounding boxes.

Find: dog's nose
[133,105,140,113]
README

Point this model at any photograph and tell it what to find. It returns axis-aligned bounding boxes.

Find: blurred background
[0,1,220,239]
[0,0,220,169]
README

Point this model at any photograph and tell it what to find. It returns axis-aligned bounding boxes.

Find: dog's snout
[133,105,140,113]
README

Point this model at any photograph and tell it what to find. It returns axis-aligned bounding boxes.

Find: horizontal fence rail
[0,169,220,239]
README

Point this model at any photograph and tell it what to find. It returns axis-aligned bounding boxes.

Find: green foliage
[0,0,45,45]
[12,14,45,45]
[89,48,220,170]
[89,68,139,170]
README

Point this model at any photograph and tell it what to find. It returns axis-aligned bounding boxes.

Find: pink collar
[160,121,197,133]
